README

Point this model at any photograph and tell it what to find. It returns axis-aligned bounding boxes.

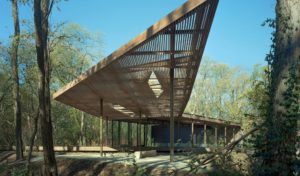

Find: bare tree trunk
[33,0,57,175]
[27,110,39,166]
[11,0,23,160]
[263,0,300,174]
[272,1,300,119]
[80,111,85,146]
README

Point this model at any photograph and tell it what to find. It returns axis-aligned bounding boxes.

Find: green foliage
[0,22,104,147]
[251,18,279,175]
[134,165,147,176]
[252,11,300,174]
[279,59,300,173]
[11,165,28,176]
[50,23,103,87]
[242,64,269,148]
[188,151,250,176]
[0,163,8,175]
[131,155,147,176]
[214,152,251,176]
[0,45,15,147]
[208,170,242,176]
[50,24,103,146]
[185,58,259,124]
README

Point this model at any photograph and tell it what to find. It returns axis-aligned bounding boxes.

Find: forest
[0,0,299,176]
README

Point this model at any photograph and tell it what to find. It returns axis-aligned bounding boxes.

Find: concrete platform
[134,150,157,159]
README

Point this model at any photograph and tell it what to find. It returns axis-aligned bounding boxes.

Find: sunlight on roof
[112,104,135,117]
[148,72,163,98]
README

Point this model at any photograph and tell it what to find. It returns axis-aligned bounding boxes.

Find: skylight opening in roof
[112,104,135,117]
[148,72,163,98]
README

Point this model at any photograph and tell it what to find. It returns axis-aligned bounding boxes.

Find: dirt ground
[0,151,225,176]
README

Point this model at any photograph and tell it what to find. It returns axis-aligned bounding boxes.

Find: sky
[0,0,275,70]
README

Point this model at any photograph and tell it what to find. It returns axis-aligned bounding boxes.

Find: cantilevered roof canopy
[53,0,218,120]
[123,113,241,128]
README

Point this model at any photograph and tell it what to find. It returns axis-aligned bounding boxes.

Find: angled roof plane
[53,0,219,120]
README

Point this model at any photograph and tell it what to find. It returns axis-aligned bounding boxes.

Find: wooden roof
[53,0,219,120]
[121,113,241,128]
[180,113,240,128]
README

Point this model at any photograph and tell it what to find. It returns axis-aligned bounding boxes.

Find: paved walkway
[53,152,191,171]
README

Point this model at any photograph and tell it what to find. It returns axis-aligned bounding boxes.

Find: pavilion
[53,0,239,162]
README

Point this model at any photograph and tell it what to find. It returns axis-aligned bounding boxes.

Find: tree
[254,0,300,175]
[49,23,102,146]
[10,0,23,160]
[0,45,14,149]
[33,0,57,175]
[0,3,102,169]
[185,58,252,122]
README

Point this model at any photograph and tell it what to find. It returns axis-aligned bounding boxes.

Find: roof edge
[53,0,207,100]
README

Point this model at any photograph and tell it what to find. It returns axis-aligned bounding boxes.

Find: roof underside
[123,113,241,128]
[53,0,218,120]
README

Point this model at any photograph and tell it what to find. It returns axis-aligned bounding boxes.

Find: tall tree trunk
[33,0,57,175]
[11,0,23,160]
[27,110,39,166]
[80,111,85,146]
[262,0,300,175]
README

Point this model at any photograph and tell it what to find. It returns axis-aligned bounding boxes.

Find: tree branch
[189,122,265,173]
[0,77,12,104]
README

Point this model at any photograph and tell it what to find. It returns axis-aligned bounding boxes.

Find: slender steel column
[144,124,146,147]
[136,123,138,147]
[129,123,132,147]
[170,67,174,162]
[204,124,207,146]
[169,24,175,162]
[138,110,142,151]
[191,122,194,147]
[127,122,130,146]
[177,120,180,143]
[224,126,227,145]
[111,120,114,147]
[106,116,108,146]
[214,126,218,146]
[99,98,104,156]
[118,121,121,146]
[151,126,154,147]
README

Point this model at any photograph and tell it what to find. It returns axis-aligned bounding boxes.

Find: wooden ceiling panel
[53,0,219,120]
